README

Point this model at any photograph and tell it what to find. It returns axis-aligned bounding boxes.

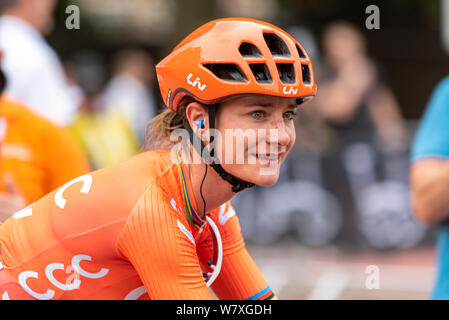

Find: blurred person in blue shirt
[411,76,449,299]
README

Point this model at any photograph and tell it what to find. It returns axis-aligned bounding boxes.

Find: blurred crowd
[0,0,429,250]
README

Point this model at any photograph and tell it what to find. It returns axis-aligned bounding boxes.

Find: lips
[256,154,280,161]
[251,152,285,166]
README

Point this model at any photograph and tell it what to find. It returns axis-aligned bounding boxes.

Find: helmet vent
[263,33,291,57]
[239,42,262,57]
[203,64,248,82]
[301,64,311,84]
[249,63,272,83]
[296,44,307,59]
[276,63,296,84]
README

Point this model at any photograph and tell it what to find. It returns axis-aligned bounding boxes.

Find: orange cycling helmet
[156,17,317,111]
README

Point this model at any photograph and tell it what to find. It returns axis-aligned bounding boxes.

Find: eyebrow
[244,102,298,109]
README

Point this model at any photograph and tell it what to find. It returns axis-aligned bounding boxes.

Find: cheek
[288,125,296,149]
[216,117,248,162]
[218,116,253,143]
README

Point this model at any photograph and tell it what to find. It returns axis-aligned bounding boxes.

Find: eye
[283,111,297,121]
[251,110,265,120]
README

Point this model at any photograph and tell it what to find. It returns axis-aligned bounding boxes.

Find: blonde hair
[144,97,194,150]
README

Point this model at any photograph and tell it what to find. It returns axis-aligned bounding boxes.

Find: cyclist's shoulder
[208,201,237,227]
[99,149,173,181]
[31,150,173,217]
[111,149,181,210]
[8,151,176,238]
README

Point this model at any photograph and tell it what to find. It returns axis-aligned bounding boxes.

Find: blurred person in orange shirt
[0,51,90,222]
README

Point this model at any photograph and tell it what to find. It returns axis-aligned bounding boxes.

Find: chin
[251,173,280,187]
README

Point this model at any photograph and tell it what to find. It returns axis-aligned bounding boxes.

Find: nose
[266,118,291,147]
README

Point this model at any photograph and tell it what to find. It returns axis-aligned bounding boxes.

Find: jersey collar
[174,147,206,230]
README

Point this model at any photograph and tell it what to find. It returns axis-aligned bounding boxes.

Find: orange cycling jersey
[0,149,276,300]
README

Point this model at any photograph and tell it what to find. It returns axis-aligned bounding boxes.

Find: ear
[185,102,208,131]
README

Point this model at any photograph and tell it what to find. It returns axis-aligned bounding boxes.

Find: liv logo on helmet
[283,87,298,95]
[187,73,206,91]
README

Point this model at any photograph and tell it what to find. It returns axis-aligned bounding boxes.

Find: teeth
[257,155,278,160]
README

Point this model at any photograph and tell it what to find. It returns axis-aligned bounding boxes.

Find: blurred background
[2,0,448,299]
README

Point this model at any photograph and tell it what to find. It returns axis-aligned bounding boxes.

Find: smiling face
[214,94,298,187]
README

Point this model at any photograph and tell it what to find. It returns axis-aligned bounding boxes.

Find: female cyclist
[0,17,316,300]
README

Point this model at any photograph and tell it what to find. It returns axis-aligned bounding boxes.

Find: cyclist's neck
[186,162,235,218]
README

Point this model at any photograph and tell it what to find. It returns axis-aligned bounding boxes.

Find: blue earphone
[195,119,205,129]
